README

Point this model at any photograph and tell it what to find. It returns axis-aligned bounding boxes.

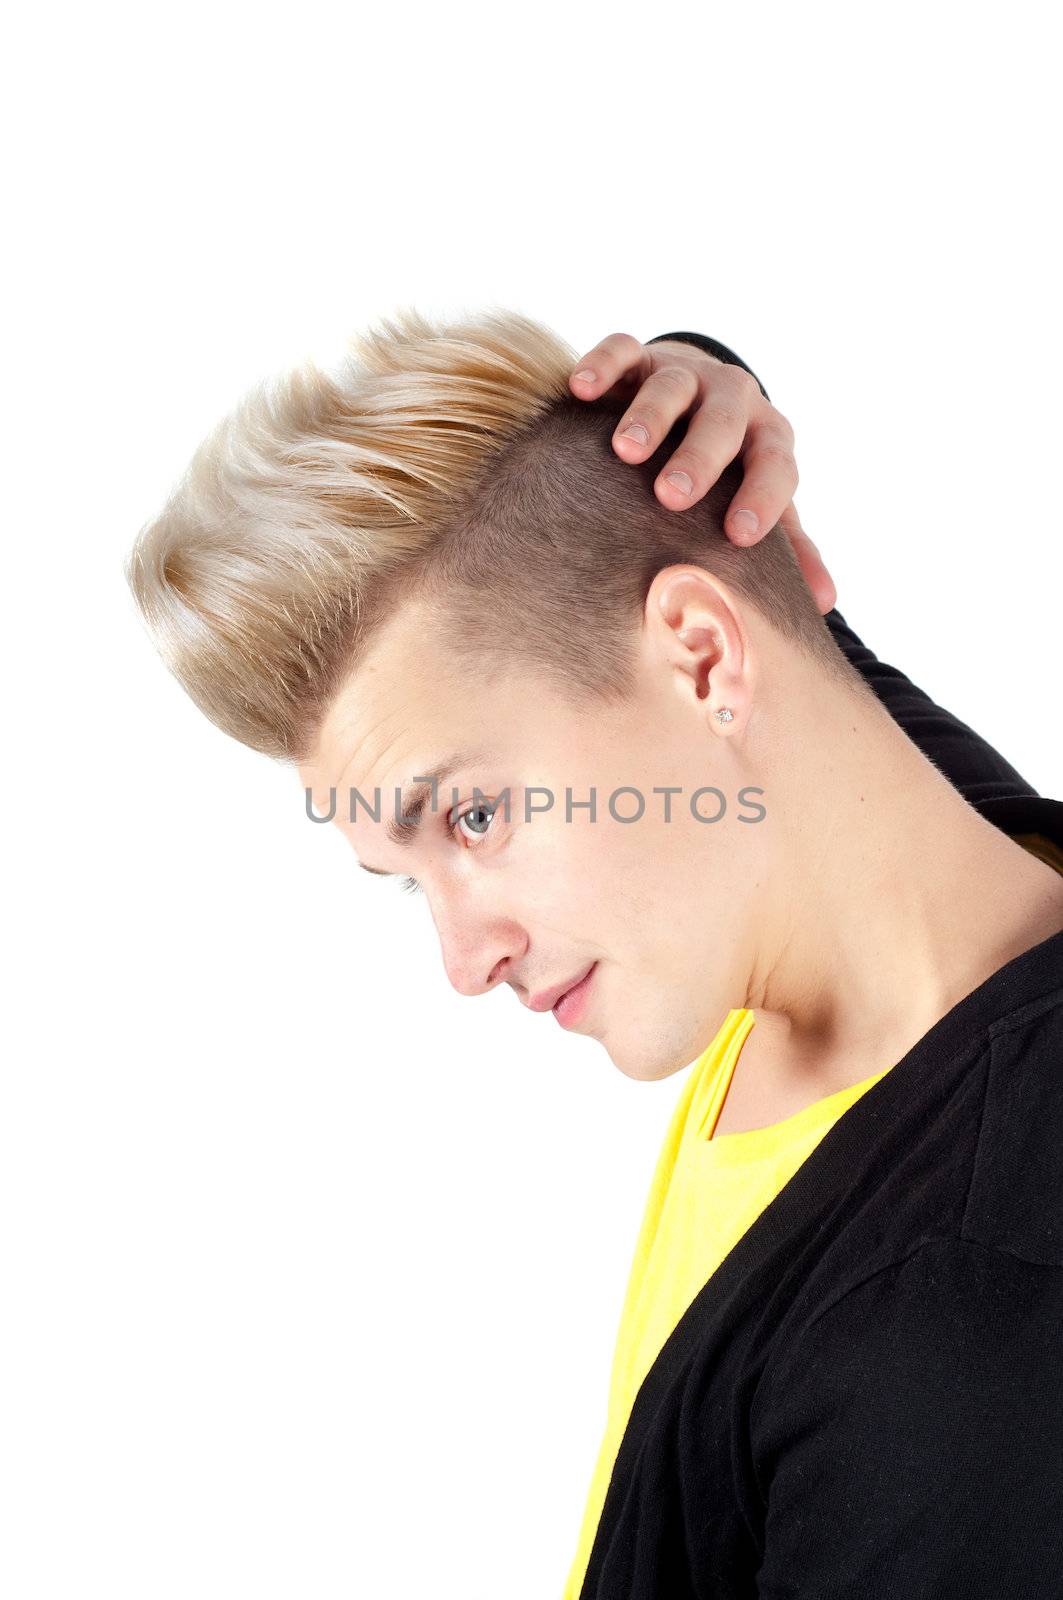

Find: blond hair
[125,306,860,763]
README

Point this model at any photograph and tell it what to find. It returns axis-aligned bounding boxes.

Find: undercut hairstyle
[125,306,869,764]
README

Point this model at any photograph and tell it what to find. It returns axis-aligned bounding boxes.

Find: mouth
[551,962,598,1030]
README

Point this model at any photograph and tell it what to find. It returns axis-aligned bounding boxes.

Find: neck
[741,672,1063,1091]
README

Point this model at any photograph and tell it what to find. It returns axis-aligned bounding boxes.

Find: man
[126,310,1063,1597]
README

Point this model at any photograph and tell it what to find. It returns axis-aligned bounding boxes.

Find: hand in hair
[569,332,836,615]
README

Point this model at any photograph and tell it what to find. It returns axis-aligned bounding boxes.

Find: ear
[642,564,751,732]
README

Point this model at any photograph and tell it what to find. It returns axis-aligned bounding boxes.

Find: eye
[399,876,422,895]
[454,800,498,843]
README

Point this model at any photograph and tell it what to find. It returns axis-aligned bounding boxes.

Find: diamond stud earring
[714,707,735,724]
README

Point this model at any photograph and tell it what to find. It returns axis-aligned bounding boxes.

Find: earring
[714,707,734,724]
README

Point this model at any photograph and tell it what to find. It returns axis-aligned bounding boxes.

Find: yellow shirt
[563,1007,892,1599]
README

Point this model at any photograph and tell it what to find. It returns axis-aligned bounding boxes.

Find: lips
[552,963,597,1030]
[527,962,597,1014]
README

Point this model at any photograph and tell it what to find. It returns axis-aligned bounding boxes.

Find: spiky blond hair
[125,306,857,763]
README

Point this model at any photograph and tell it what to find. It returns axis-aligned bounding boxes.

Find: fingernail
[731,509,759,540]
[665,471,693,496]
[573,369,597,384]
[621,423,650,445]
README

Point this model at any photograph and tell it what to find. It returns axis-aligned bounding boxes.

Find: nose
[429,888,529,999]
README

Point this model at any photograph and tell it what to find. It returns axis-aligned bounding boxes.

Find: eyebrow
[357,749,484,876]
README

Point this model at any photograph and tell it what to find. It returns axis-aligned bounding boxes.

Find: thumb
[779,501,837,616]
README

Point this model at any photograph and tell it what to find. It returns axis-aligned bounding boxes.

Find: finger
[612,363,701,467]
[716,420,800,543]
[569,332,645,397]
[779,503,837,615]
[648,367,764,508]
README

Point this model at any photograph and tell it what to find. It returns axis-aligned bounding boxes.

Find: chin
[605,1033,691,1083]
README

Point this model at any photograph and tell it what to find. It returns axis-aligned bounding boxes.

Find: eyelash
[396,800,498,897]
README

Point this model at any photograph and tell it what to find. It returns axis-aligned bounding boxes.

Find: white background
[4,3,1061,1597]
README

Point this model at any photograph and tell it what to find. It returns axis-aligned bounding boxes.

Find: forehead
[303,599,551,806]
[306,603,451,793]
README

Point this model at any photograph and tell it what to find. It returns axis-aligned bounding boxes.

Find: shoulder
[751,1237,1063,1491]
[750,1237,1063,1596]
[759,1235,1063,1411]
[964,988,1063,1265]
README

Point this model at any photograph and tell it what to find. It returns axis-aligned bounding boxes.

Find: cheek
[506,810,614,936]
[526,809,679,932]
